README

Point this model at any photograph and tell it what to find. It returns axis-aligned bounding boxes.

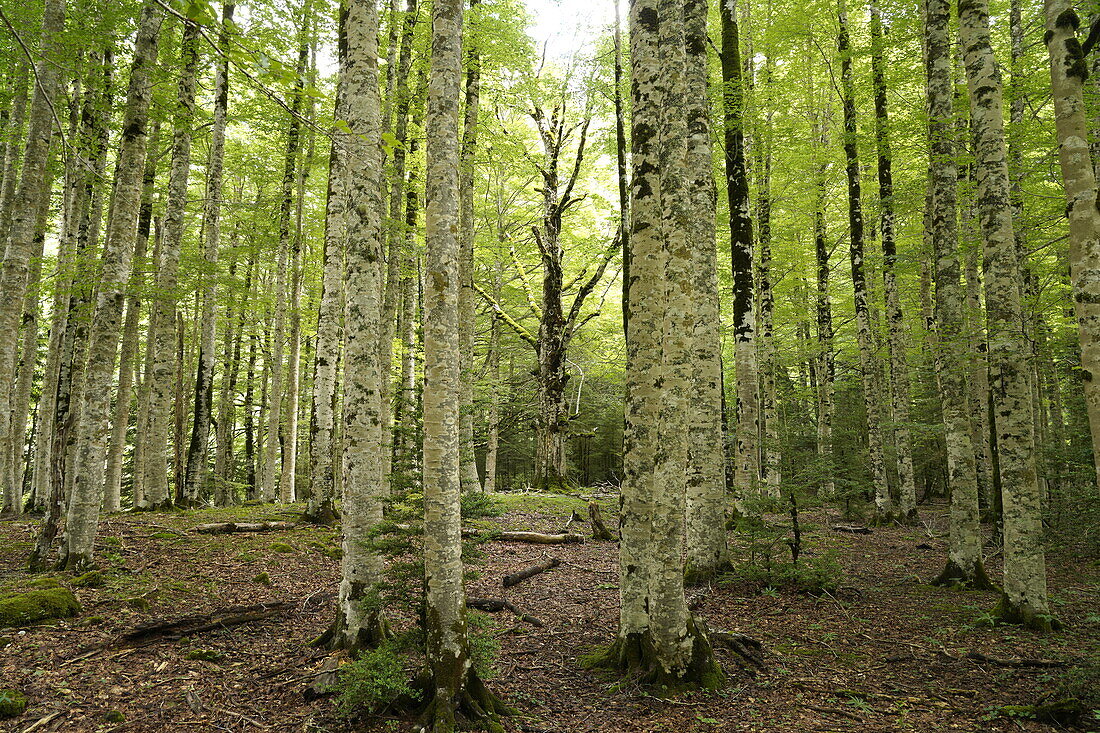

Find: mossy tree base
[0,588,81,628]
[301,502,340,526]
[931,559,998,591]
[133,499,174,512]
[311,609,390,655]
[581,618,725,694]
[991,594,1063,632]
[414,666,513,733]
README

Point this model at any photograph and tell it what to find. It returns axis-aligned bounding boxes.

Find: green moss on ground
[186,649,224,661]
[70,570,104,588]
[0,588,81,628]
[270,542,296,553]
[252,572,272,586]
[0,689,27,718]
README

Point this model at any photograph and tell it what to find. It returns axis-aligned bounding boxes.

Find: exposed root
[991,594,1063,632]
[930,559,998,591]
[310,609,390,654]
[580,617,725,693]
[300,502,340,526]
[413,666,513,733]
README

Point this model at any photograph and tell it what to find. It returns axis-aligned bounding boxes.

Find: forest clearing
[2,494,1098,732]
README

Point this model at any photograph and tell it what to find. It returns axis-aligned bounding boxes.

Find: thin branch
[472,281,537,347]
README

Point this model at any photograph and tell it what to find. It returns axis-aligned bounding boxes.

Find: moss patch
[269,542,296,554]
[252,572,272,586]
[186,648,224,662]
[26,577,61,589]
[0,588,81,628]
[70,570,105,588]
[0,689,28,718]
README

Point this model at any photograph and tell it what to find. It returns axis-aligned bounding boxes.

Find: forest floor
[1,493,1098,733]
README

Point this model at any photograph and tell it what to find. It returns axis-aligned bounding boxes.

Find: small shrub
[468,611,501,680]
[461,492,504,519]
[332,644,417,718]
[724,554,843,596]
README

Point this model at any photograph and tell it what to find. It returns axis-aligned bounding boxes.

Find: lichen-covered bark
[684,0,728,578]
[925,0,988,588]
[959,0,1051,628]
[307,72,348,527]
[0,0,66,516]
[1044,0,1100,494]
[870,3,917,523]
[720,0,758,513]
[812,117,835,498]
[144,15,199,510]
[61,2,163,569]
[324,0,390,649]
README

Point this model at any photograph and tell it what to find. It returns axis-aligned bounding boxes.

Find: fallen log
[116,601,296,646]
[461,528,584,545]
[830,524,872,535]
[964,651,1068,668]
[588,501,616,541]
[467,597,544,627]
[502,557,560,588]
[192,521,298,534]
[711,630,766,675]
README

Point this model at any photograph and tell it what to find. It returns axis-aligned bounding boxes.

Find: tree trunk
[839,0,891,522]
[926,0,990,589]
[958,0,1052,628]
[813,118,835,498]
[318,0,389,651]
[60,2,164,569]
[458,0,483,493]
[0,0,66,515]
[1044,2,1100,494]
[721,0,759,513]
[183,1,235,507]
[684,0,728,580]
[420,0,505,722]
[870,3,917,523]
[144,15,200,510]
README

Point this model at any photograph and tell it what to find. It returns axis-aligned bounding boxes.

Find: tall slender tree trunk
[60,3,163,569]
[420,0,507,720]
[458,0,483,493]
[839,0,891,521]
[870,3,917,522]
[316,0,389,651]
[183,1,235,507]
[926,0,991,588]
[812,117,836,498]
[144,15,200,510]
[306,66,349,526]
[1044,2,1100,493]
[684,0,728,579]
[132,217,162,509]
[721,0,759,512]
[958,0,1053,629]
[214,254,246,504]
[0,0,66,516]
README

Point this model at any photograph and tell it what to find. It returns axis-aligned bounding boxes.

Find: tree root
[300,503,340,526]
[413,666,514,733]
[990,594,1062,632]
[580,617,725,693]
[930,559,998,591]
[310,608,389,654]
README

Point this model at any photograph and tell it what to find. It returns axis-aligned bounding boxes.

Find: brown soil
[1,497,1097,733]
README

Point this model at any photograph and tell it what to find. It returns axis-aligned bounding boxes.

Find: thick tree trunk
[0,0,66,515]
[420,0,505,723]
[1044,2,1100,493]
[318,0,389,651]
[144,15,200,510]
[870,3,917,523]
[684,0,728,580]
[958,0,1052,628]
[60,3,164,569]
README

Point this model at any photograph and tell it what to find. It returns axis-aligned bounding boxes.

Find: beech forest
[0,0,1099,729]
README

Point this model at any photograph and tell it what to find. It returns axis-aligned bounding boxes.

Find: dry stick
[502,557,560,587]
[467,597,544,627]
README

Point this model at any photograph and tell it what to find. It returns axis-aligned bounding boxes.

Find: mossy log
[0,588,81,628]
[192,521,297,534]
[460,529,584,544]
